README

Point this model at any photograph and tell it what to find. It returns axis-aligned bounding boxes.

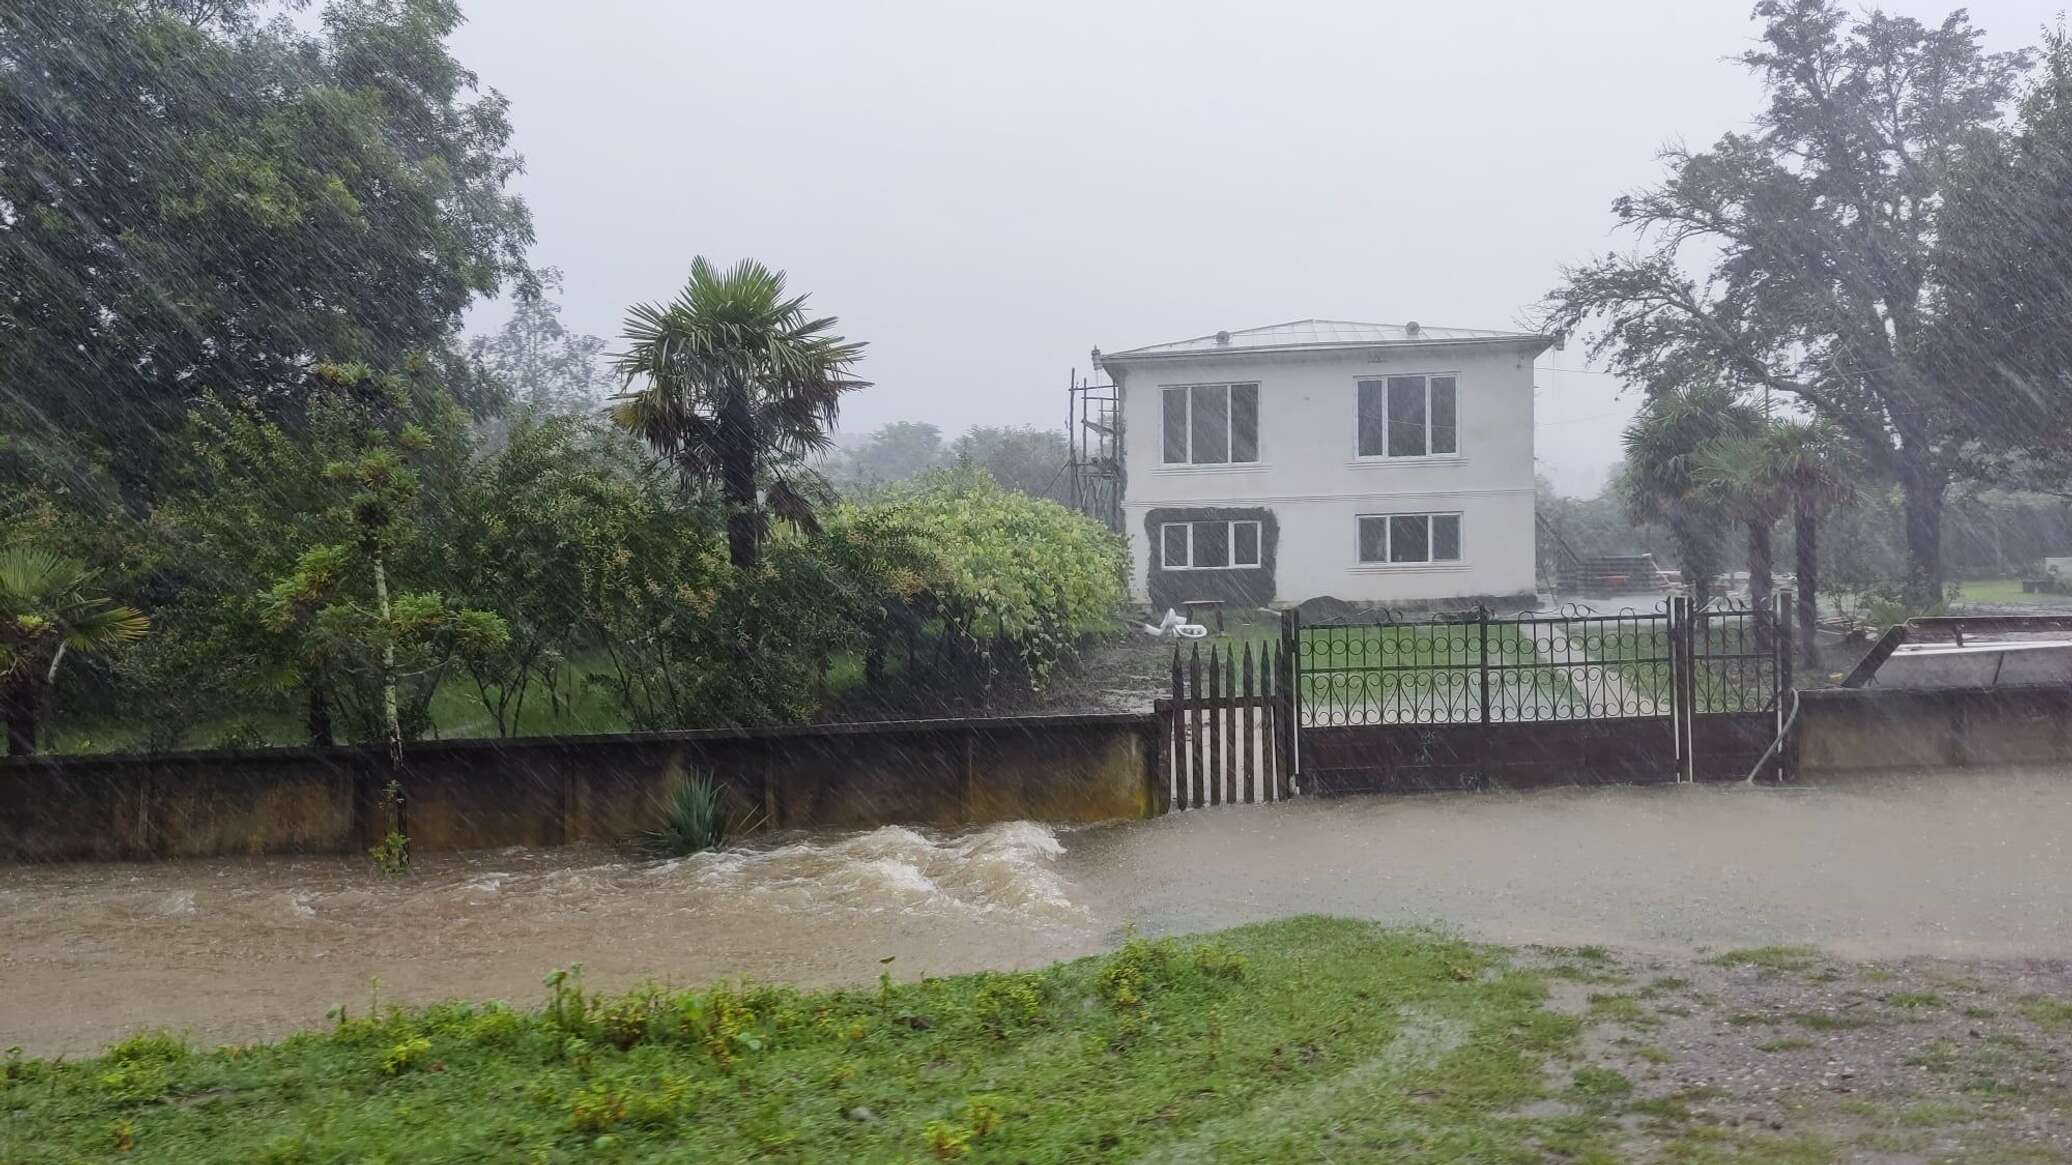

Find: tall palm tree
[0,549,149,756]
[612,258,868,570]
[1621,383,1760,609]
[1760,420,1859,667]
[1693,434,1792,626]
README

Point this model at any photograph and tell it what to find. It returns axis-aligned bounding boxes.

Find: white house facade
[1097,319,1553,612]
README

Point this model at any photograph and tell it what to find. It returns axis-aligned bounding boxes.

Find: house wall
[1111,342,1539,608]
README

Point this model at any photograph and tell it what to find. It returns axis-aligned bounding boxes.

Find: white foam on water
[674,821,1084,923]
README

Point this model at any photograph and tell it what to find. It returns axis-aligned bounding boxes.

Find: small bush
[973,974,1045,1037]
[1193,944,1248,982]
[566,1081,629,1133]
[465,1004,527,1048]
[923,1119,971,1159]
[379,1036,431,1075]
[1097,937,1174,1010]
[368,831,410,876]
[105,1031,188,1065]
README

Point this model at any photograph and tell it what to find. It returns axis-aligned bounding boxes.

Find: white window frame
[1160,519,1264,570]
[1355,512,1463,565]
[1354,373,1459,460]
[1161,382,1261,466]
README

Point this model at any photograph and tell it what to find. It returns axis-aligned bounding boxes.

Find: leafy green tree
[436,415,661,734]
[612,258,868,570]
[830,422,949,495]
[146,363,484,748]
[0,0,533,496]
[468,267,611,418]
[0,549,148,755]
[263,363,506,766]
[1546,0,2031,607]
[1931,22,2072,484]
[1620,385,1758,608]
[951,426,1072,503]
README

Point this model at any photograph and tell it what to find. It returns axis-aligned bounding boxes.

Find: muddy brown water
[5,767,2072,1057]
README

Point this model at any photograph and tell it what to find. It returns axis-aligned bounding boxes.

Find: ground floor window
[1161,520,1263,569]
[1356,513,1462,564]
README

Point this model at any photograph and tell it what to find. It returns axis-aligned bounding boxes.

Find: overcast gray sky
[452,0,2062,496]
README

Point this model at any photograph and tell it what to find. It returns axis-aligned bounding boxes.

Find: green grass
[0,919,1612,1164]
[1952,577,2072,607]
[1702,946,1825,974]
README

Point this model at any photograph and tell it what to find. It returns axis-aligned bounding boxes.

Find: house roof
[1099,318,1553,364]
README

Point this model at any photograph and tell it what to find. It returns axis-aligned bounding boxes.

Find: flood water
[6,767,2072,1056]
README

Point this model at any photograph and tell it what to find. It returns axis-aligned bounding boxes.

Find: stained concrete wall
[0,714,1161,863]
[1794,684,2072,776]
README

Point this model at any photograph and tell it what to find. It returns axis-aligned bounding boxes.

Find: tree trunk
[719,396,759,571]
[1795,505,1820,669]
[3,675,37,757]
[372,548,403,776]
[1746,519,1774,650]
[1897,455,1946,611]
[306,677,336,748]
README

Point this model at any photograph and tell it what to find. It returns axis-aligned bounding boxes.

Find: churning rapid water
[663,821,1083,922]
[15,770,2072,1057]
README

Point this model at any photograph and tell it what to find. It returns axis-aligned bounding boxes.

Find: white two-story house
[1096,319,1554,612]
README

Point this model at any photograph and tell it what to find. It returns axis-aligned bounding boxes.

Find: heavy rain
[6,0,2072,1161]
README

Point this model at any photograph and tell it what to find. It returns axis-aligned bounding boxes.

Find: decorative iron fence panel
[1154,593,1792,811]
[1293,605,1681,727]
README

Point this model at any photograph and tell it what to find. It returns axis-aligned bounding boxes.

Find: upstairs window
[1162,383,1259,465]
[1356,375,1457,458]
[1161,520,1263,569]
[1356,513,1463,564]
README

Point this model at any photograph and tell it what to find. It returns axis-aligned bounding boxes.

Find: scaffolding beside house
[1066,356,1123,533]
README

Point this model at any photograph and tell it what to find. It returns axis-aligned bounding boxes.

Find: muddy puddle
[7,767,2072,1055]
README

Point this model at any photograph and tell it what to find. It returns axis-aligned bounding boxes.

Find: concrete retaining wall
[1794,684,2072,776]
[0,714,1162,862]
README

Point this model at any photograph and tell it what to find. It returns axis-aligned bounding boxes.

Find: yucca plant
[1,548,150,755]
[643,772,759,857]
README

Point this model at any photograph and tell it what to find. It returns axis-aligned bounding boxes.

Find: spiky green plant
[643,773,755,857]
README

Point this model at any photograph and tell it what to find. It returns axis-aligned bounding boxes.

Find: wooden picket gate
[1155,639,1297,810]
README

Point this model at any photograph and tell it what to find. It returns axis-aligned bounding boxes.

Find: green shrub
[379,1037,431,1075]
[644,773,750,858]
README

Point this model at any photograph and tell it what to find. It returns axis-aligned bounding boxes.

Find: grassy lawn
[1951,576,2072,608]
[0,919,1598,1164]
[9,919,2072,1161]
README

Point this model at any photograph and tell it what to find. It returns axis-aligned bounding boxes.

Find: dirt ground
[1521,944,2072,1162]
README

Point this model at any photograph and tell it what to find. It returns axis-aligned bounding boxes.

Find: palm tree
[1693,434,1791,624]
[1760,421,1859,667]
[1621,384,1760,609]
[612,258,868,570]
[0,549,149,756]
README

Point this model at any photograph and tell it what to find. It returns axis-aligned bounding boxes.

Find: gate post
[1477,613,1492,726]
[1669,594,1694,783]
[1277,607,1300,792]
[1775,590,1794,784]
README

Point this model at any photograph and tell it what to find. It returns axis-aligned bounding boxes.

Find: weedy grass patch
[0,918,1610,1164]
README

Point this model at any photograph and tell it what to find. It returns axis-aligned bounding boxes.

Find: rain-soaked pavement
[5,766,2071,1056]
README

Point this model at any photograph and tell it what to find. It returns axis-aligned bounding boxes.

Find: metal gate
[1157,594,1793,807]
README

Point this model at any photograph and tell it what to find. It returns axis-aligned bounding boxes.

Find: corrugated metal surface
[1105,318,1545,359]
